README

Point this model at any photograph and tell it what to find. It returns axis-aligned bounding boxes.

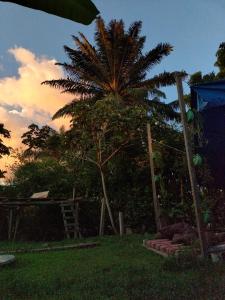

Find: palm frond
[132,71,186,89]
[45,17,182,122]
[52,93,104,119]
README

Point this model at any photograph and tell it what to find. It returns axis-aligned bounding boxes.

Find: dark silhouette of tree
[0,123,11,178]
[43,17,180,120]
[21,123,60,159]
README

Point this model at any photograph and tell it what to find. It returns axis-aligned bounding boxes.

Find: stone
[0,255,15,266]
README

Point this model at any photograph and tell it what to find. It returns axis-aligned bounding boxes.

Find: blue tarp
[191,80,225,111]
[191,80,225,189]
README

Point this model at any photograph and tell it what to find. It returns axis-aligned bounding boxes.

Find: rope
[152,139,185,154]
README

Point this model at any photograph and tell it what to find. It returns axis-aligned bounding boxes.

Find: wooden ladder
[60,202,77,239]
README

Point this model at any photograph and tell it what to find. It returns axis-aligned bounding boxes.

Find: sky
[0,0,225,176]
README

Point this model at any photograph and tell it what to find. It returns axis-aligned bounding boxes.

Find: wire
[152,139,185,154]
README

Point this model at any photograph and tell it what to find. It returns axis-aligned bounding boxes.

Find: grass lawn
[0,234,225,300]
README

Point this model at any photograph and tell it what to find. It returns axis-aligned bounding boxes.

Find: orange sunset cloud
[0,47,71,178]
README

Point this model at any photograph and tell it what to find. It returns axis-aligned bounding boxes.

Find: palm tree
[43,17,181,234]
[43,17,179,119]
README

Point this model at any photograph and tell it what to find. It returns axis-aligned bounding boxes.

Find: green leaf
[186,109,194,123]
[1,0,99,25]
[203,209,210,224]
[193,153,203,166]
[154,175,161,182]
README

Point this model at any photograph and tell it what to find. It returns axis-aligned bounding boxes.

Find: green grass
[0,235,225,300]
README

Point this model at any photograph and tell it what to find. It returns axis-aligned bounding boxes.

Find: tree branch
[102,140,129,167]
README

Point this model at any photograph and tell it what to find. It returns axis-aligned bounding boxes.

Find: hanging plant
[193,153,203,166]
[154,174,161,182]
[186,109,195,123]
[152,151,163,168]
[203,209,211,224]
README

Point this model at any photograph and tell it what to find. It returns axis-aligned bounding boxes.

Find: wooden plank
[119,211,124,236]
[0,242,100,254]
[0,199,77,206]
[143,243,169,257]
[30,191,49,199]
[8,208,13,240]
[0,196,82,204]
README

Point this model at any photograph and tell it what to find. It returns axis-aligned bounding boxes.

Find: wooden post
[72,188,75,203]
[119,211,124,236]
[147,122,161,231]
[8,208,13,240]
[175,73,207,258]
[72,187,81,238]
[13,214,20,241]
[99,198,105,236]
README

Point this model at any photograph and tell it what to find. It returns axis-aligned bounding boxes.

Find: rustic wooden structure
[60,201,81,239]
[0,195,82,240]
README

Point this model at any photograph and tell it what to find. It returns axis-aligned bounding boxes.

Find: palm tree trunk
[99,167,117,234]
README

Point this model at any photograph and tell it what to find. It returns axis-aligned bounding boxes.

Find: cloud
[0,47,71,177]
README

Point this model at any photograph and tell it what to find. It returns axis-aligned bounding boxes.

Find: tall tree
[64,99,148,234]
[43,17,178,119]
[43,17,182,233]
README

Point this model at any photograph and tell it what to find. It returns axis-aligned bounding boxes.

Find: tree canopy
[43,17,179,120]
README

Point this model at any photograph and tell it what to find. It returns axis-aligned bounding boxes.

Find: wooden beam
[175,73,208,258]
[119,211,124,236]
[8,208,13,240]
[147,122,161,231]
[0,242,100,254]
[0,198,83,207]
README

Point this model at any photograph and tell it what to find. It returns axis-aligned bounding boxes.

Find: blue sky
[0,0,225,174]
[1,0,225,101]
